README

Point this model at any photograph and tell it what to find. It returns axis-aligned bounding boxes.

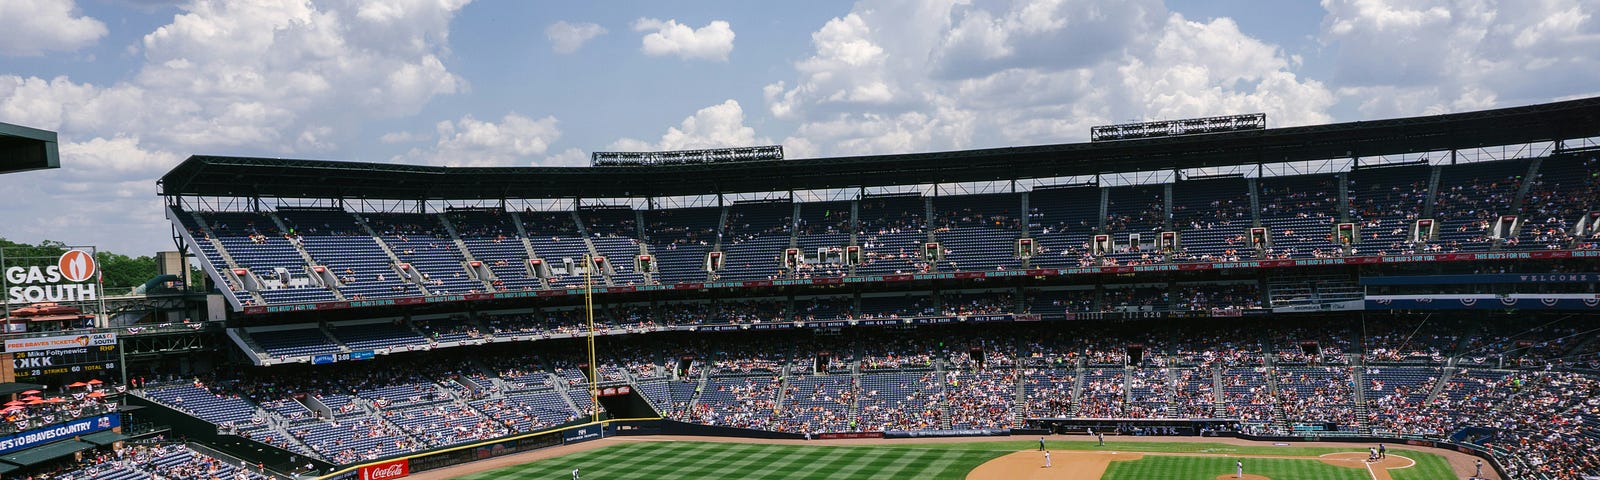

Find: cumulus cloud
[540,147,589,167]
[764,0,1332,157]
[0,0,108,56]
[546,21,607,54]
[1319,0,1600,117]
[0,0,475,254]
[632,18,735,61]
[608,100,769,151]
[395,113,563,167]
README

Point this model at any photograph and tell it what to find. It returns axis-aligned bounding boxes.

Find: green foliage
[0,237,159,293]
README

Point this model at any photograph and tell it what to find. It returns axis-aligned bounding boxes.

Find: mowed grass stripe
[446,440,1455,480]
[629,442,761,477]
[747,444,839,479]
[1103,456,1371,480]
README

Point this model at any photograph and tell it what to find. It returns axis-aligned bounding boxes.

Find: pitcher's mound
[1215,475,1271,480]
[1317,452,1416,470]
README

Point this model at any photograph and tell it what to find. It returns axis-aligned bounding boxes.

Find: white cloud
[764,0,1332,157]
[396,113,563,167]
[0,0,475,254]
[546,21,607,54]
[379,131,422,144]
[541,147,589,167]
[609,100,769,151]
[0,0,108,56]
[632,18,735,61]
[1319,0,1600,117]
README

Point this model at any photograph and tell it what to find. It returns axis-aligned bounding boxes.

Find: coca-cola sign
[360,459,409,480]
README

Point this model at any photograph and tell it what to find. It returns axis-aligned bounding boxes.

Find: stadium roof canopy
[159,97,1600,200]
[0,122,60,174]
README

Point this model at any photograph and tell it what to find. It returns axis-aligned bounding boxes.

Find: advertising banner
[358,458,409,480]
[4,332,116,353]
[0,414,120,455]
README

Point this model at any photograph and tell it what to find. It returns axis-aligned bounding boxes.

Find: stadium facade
[24,98,1600,479]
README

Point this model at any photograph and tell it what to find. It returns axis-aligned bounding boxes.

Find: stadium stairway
[1262,357,1292,432]
[1067,357,1086,417]
[568,211,612,286]
[268,212,347,301]
[1011,367,1028,424]
[1350,365,1372,434]
[351,212,432,296]
[436,214,497,292]
[188,211,269,305]
[316,323,352,354]
[1211,367,1227,417]
[507,211,553,290]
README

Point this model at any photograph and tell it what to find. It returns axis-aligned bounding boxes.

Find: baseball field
[424,436,1480,480]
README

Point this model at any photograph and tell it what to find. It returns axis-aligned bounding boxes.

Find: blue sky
[2,0,1598,254]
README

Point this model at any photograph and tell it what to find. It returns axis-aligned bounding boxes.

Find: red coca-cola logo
[360,459,410,480]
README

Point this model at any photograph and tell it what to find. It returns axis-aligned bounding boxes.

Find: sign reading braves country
[0,414,119,455]
[5,250,99,304]
[4,332,116,353]
[358,458,409,480]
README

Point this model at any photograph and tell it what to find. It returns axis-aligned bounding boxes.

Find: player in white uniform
[1235,460,1243,478]
[1044,451,1051,468]
[572,467,580,480]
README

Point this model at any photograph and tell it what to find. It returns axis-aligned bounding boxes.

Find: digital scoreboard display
[10,344,118,379]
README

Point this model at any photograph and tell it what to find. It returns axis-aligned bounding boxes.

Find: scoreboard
[9,344,118,379]
[1,332,121,381]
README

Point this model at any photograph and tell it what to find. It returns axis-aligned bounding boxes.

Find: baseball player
[1044,451,1051,468]
[1098,432,1105,446]
[1378,443,1386,459]
[1235,460,1243,478]
[1039,436,1046,451]
[572,467,580,480]
[1474,459,1483,478]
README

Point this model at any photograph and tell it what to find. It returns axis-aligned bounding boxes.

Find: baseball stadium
[1,97,1599,480]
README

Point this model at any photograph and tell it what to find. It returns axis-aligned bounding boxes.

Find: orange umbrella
[86,391,106,398]
[21,396,40,402]
[20,390,39,395]
[3,401,22,406]
[86,379,102,385]
[0,406,21,413]
[46,398,64,404]
[67,382,87,388]
[25,399,43,405]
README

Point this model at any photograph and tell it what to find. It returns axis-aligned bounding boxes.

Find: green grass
[452,441,1007,480]
[450,440,1461,479]
[1102,455,1370,480]
[1389,452,1457,480]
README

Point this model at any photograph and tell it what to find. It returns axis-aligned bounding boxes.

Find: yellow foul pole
[585,254,599,423]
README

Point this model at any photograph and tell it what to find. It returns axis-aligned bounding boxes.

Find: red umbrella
[0,406,21,413]
[46,398,64,404]
[3,401,22,406]
[86,391,106,398]
[25,399,43,405]
[67,382,87,388]
[20,390,39,395]
[86,380,102,385]
[21,396,41,402]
